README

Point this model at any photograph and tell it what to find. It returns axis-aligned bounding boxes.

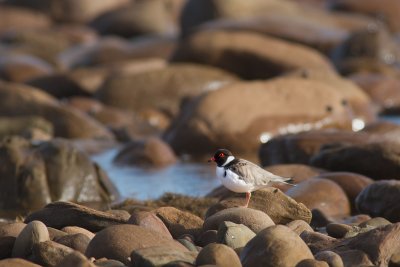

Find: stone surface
[286,179,351,218]
[172,30,334,79]
[153,207,204,239]
[296,259,329,267]
[0,222,26,238]
[241,225,314,267]
[85,224,187,265]
[165,78,352,159]
[197,230,217,247]
[57,251,96,267]
[12,221,50,258]
[356,180,400,222]
[216,221,256,250]
[61,226,94,240]
[206,188,312,225]
[314,251,344,267]
[0,6,51,34]
[300,231,337,254]
[0,236,15,260]
[204,207,275,234]
[0,258,41,267]
[196,243,241,267]
[128,210,173,239]
[25,201,128,232]
[32,240,74,267]
[54,233,90,253]
[335,250,373,267]
[113,137,177,168]
[286,220,314,235]
[0,116,53,141]
[130,245,197,267]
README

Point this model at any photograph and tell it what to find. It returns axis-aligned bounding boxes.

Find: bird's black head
[208,149,233,167]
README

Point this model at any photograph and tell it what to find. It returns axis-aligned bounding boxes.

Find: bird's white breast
[216,167,253,193]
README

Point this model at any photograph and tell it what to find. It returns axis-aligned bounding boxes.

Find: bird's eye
[219,153,224,157]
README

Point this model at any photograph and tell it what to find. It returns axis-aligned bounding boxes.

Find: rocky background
[1,0,400,266]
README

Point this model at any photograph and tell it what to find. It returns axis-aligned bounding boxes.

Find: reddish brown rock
[54,233,91,254]
[32,240,74,266]
[0,258,41,267]
[286,178,351,219]
[131,245,197,267]
[196,243,241,267]
[0,223,26,238]
[128,210,173,239]
[296,259,329,267]
[0,6,51,34]
[286,220,314,235]
[61,226,94,240]
[300,231,338,254]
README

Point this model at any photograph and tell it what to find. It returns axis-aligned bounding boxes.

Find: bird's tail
[273,176,297,186]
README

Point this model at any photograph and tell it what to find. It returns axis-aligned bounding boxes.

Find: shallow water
[92,148,219,200]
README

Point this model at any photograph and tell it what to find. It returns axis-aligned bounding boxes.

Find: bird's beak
[208,157,215,163]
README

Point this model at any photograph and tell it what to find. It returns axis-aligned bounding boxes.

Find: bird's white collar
[221,156,235,167]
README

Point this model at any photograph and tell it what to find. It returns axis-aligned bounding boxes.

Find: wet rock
[153,207,204,239]
[259,129,372,166]
[32,240,74,267]
[314,251,344,267]
[128,210,172,239]
[113,137,177,168]
[286,179,351,219]
[204,207,274,234]
[300,231,337,254]
[0,258,41,267]
[356,180,400,221]
[57,251,96,267]
[197,230,217,247]
[165,78,352,159]
[85,224,187,265]
[0,54,53,82]
[0,81,113,139]
[89,0,177,38]
[311,142,400,180]
[61,226,94,240]
[25,201,128,232]
[0,222,26,238]
[130,245,197,267]
[216,221,256,250]
[0,116,53,141]
[207,188,312,225]
[196,243,241,267]
[12,220,50,258]
[286,220,314,235]
[296,259,329,267]
[0,6,51,34]
[241,225,314,267]
[172,30,334,79]
[54,233,90,253]
[96,63,237,116]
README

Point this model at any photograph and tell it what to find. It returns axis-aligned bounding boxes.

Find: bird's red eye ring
[219,153,224,157]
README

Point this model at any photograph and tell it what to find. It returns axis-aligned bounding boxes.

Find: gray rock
[130,245,197,267]
[217,221,256,250]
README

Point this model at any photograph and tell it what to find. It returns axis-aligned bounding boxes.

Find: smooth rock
[286,220,314,235]
[196,243,241,267]
[48,228,67,241]
[0,236,15,259]
[12,221,50,258]
[57,251,96,267]
[0,6,51,34]
[153,207,203,239]
[300,231,337,254]
[85,224,187,265]
[128,210,173,239]
[204,207,275,234]
[0,222,26,238]
[335,250,373,267]
[314,251,344,267]
[0,258,41,267]
[54,233,90,253]
[130,245,197,267]
[296,259,329,267]
[217,221,256,250]
[25,201,128,232]
[61,226,94,240]
[241,225,314,267]
[359,217,392,228]
[196,230,217,247]
[326,223,355,238]
[32,240,74,267]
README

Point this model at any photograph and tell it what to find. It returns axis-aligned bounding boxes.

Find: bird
[208,148,296,208]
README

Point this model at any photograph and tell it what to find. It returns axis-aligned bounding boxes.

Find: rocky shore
[1,0,400,266]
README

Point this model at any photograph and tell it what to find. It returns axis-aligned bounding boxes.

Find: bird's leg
[244,192,251,208]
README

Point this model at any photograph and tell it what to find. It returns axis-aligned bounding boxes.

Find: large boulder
[172,30,335,79]
[164,78,353,159]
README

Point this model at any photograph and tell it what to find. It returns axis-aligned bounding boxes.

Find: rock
[287,179,351,219]
[340,214,371,225]
[0,116,53,141]
[57,251,96,267]
[172,30,334,79]
[207,188,312,225]
[359,217,392,228]
[89,0,177,38]
[54,233,90,253]
[0,81,113,139]
[241,225,314,267]
[259,129,372,166]
[0,236,15,259]
[25,201,128,232]
[196,243,241,267]
[286,220,314,235]
[128,210,173,239]
[314,251,344,267]
[95,63,237,116]
[127,35,178,61]
[130,245,197,267]
[326,223,355,238]
[197,230,217,247]
[311,141,400,180]
[0,258,41,267]
[204,207,274,234]
[356,180,400,221]
[300,231,337,254]
[216,221,256,250]
[165,78,352,159]
[12,221,50,258]
[335,250,373,267]
[85,224,187,265]
[61,226,94,240]
[0,222,26,238]
[48,228,67,241]
[32,240,74,267]
[0,6,51,34]
[0,54,53,82]
[296,259,329,267]
[113,137,177,168]
[153,207,204,239]
[316,172,373,210]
